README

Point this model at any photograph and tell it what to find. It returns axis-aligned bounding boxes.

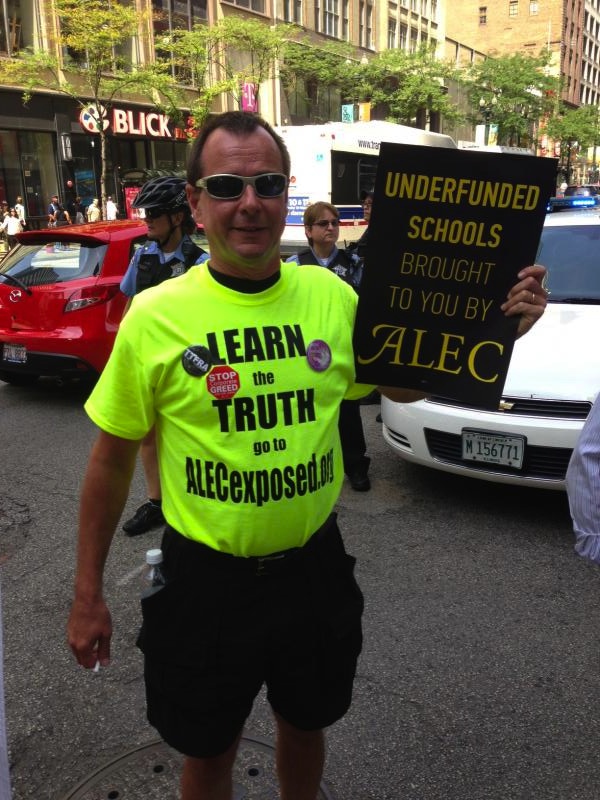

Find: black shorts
[136,514,364,758]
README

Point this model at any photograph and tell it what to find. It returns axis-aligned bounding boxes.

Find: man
[14,196,26,226]
[47,194,60,226]
[68,111,548,800]
[119,176,208,536]
[566,398,600,562]
[287,201,370,491]
[86,198,101,222]
[106,196,118,221]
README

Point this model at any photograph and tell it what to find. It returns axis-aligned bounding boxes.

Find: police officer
[287,201,370,490]
[120,176,208,536]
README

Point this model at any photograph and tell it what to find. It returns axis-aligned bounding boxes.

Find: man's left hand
[501,264,548,338]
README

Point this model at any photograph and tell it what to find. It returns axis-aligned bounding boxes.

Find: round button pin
[306,340,331,372]
[181,345,213,377]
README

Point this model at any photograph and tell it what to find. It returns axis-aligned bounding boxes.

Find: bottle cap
[145,548,163,565]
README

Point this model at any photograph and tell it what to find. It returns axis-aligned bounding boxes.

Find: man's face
[143,209,183,246]
[305,212,339,254]
[363,196,373,223]
[187,127,288,279]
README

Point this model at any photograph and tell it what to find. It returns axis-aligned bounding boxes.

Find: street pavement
[1,381,599,799]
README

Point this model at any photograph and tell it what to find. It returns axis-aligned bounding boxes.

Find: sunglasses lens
[145,208,167,219]
[255,174,287,197]
[205,176,245,199]
[201,174,287,199]
[315,220,339,228]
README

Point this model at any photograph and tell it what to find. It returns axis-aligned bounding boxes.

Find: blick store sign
[78,103,185,139]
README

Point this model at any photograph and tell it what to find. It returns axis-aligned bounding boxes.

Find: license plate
[461,429,525,469]
[2,344,27,364]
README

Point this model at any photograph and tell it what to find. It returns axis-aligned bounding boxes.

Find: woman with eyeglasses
[286,201,363,290]
[287,201,370,491]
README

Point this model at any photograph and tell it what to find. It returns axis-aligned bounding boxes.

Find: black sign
[353,143,557,408]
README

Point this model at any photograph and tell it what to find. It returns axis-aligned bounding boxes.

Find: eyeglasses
[312,219,340,228]
[144,207,169,220]
[194,173,288,200]
[362,200,373,207]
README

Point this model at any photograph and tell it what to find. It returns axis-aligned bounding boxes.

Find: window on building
[152,0,207,35]
[284,0,302,22]
[152,0,208,81]
[509,0,518,17]
[421,0,427,15]
[342,0,349,39]
[431,0,437,19]
[410,28,418,52]
[529,0,538,12]
[323,0,339,37]
[221,0,264,10]
[388,17,397,48]
[411,0,418,11]
[366,2,373,47]
[359,0,364,44]
[399,22,407,48]
[479,5,487,24]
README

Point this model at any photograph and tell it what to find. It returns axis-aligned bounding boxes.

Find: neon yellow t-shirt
[85,261,373,556]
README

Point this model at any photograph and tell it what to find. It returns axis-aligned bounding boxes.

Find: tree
[545,105,600,183]
[159,17,292,135]
[350,44,465,129]
[279,37,356,122]
[466,52,559,147]
[0,0,180,215]
[280,39,463,129]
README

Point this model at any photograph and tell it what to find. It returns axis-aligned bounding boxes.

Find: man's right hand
[67,595,112,669]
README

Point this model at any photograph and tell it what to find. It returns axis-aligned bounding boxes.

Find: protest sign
[353,143,557,408]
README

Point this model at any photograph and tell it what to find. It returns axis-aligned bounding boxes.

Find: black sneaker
[347,468,371,492]
[122,501,165,536]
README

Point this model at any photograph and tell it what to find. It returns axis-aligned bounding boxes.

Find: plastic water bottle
[141,548,166,599]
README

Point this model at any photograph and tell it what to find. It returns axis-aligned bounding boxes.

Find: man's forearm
[74,433,139,602]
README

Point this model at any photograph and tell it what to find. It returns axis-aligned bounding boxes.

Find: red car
[0,220,148,386]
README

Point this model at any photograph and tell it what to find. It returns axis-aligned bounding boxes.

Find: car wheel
[0,371,40,387]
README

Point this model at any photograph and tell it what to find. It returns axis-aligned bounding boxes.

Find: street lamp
[479,94,498,145]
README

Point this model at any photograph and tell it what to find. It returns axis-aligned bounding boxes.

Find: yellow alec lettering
[434,333,464,374]
[467,340,504,383]
[356,325,433,367]
[357,325,504,384]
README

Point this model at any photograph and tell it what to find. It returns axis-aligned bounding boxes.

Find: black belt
[165,513,336,577]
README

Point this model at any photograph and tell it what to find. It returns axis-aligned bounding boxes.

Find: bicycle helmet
[132,176,188,212]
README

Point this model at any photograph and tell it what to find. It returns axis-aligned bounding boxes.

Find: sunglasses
[144,207,169,220]
[194,173,288,200]
[312,219,340,228]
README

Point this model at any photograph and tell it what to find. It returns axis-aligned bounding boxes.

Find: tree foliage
[160,17,292,134]
[280,40,463,127]
[279,37,355,121]
[352,45,465,126]
[545,105,600,181]
[466,52,559,146]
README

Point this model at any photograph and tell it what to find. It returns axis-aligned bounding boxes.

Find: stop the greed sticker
[207,365,240,400]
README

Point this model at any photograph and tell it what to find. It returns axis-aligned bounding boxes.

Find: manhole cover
[60,734,335,799]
